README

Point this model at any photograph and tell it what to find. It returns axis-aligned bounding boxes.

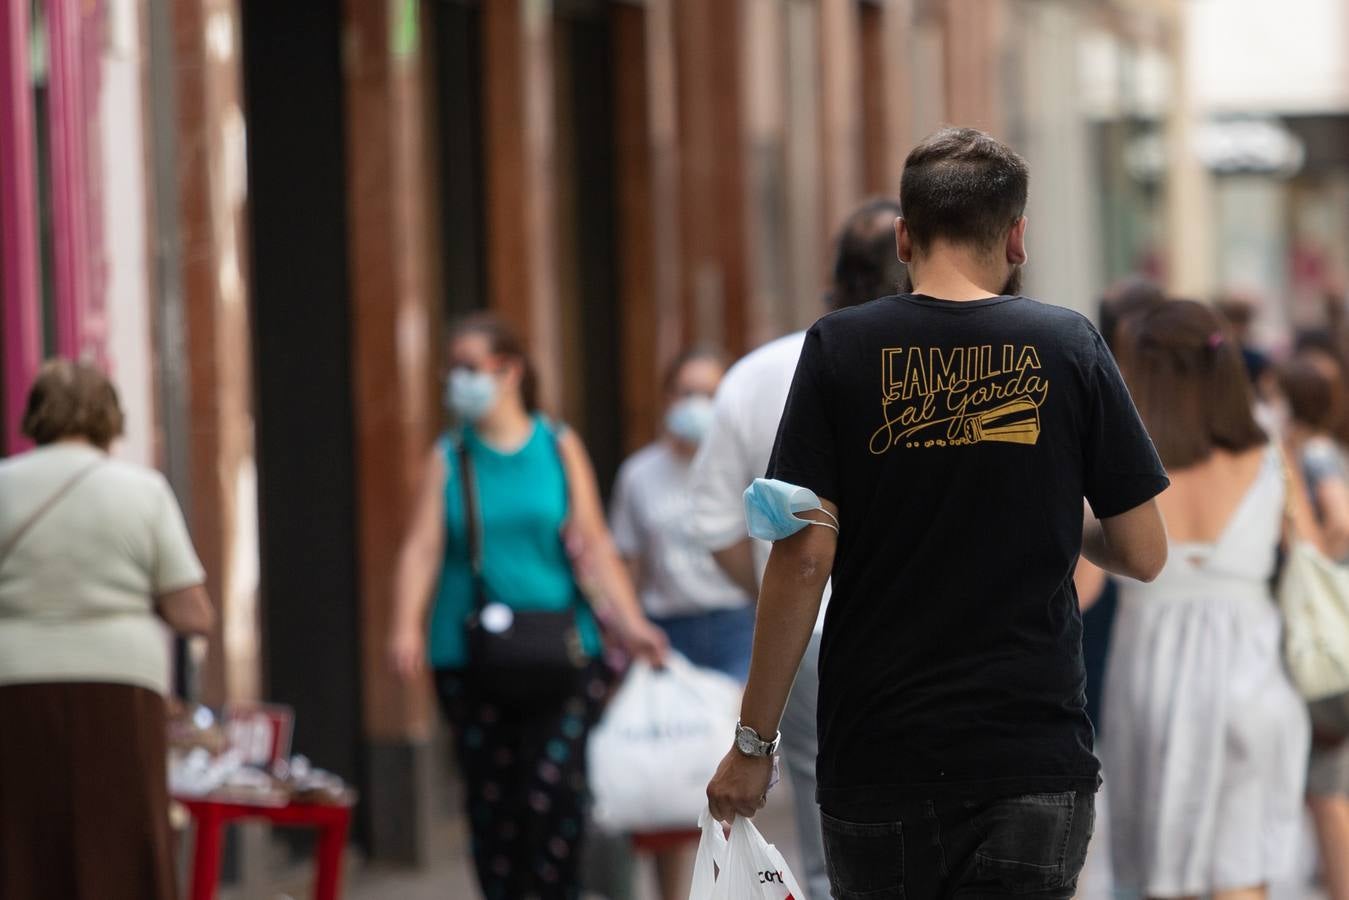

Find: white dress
[1103,447,1310,897]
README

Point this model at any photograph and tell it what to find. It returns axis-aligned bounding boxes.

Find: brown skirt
[0,682,175,900]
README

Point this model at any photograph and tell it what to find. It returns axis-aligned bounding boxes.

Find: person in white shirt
[0,360,213,900]
[688,197,904,900]
[610,347,753,900]
[612,348,754,679]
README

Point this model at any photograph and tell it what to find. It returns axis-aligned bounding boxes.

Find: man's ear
[1006,216,1028,266]
[896,217,913,265]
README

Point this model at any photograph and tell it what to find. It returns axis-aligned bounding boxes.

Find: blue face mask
[446,368,498,422]
[743,478,840,542]
[665,395,715,445]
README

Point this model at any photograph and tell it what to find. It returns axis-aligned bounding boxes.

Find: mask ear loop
[792,507,840,534]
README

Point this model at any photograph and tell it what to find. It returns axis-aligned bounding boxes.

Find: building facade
[0,0,1176,877]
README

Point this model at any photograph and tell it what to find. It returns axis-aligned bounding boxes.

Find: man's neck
[908,246,1009,301]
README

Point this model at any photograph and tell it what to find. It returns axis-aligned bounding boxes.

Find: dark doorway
[240,0,366,851]
[554,2,623,494]
[429,0,487,323]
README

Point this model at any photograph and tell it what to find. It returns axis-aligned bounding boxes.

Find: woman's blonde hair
[21,359,125,450]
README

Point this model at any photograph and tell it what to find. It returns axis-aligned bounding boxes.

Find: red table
[175,796,353,900]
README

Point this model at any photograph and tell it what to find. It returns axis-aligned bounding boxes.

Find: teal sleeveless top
[427,416,602,669]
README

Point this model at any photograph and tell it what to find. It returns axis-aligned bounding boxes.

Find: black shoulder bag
[457,435,589,704]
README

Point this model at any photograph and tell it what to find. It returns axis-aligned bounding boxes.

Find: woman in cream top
[0,360,213,900]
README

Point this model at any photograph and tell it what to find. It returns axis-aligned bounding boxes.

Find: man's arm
[1073,556,1107,612]
[1082,498,1167,583]
[706,500,837,821]
[712,538,759,596]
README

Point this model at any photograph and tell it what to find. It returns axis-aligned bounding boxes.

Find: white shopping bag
[689,806,808,900]
[588,654,741,832]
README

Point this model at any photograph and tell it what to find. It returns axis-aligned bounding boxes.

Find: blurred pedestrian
[1105,300,1314,900]
[388,314,667,900]
[705,128,1169,899]
[0,360,213,900]
[689,195,904,900]
[1280,355,1349,557]
[1215,292,1273,386]
[1099,275,1165,350]
[613,347,750,679]
[607,346,748,898]
[1278,354,1349,900]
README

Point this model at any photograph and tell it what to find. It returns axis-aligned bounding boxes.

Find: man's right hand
[388,626,426,680]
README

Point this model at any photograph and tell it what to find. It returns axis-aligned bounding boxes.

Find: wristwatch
[734,721,780,758]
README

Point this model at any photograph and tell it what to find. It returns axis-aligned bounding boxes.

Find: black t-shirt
[767,293,1169,818]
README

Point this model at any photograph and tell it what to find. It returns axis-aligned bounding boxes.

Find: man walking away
[706,127,1169,900]
[690,197,904,900]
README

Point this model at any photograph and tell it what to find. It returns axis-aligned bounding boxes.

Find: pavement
[217,775,1330,900]
[224,776,803,900]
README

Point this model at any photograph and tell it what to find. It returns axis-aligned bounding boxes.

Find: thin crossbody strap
[0,458,104,570]
[1278,443,1304,544]
[455,437,489,615]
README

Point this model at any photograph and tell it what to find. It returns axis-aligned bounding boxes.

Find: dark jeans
[821,791,1095,900]
[649,605,755,681]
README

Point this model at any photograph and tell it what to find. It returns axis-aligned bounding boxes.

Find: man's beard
[899,265,1023,296]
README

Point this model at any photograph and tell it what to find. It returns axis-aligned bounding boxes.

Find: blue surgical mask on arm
[743,478,840,542]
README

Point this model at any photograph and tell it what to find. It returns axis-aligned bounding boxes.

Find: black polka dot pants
[434,664,608,900]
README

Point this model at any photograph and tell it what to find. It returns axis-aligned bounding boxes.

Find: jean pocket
[820,812,905,899]
[973,792,1090,894]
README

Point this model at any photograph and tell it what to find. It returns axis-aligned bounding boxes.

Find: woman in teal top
[424,420,605,669]
[390,315,666,900]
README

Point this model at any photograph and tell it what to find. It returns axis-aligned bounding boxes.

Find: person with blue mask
[607,346,753,899]
[705,129,1170,900]
[388,314,667,900]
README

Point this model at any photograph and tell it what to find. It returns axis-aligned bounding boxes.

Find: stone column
[482,0,563,408]
[819,0,862,233]
[172,0,260,710]
[342,0,439,864]
[1160,0,1217,297]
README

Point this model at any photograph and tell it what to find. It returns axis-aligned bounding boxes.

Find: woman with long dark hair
[1105,301,1314,900]
[389,314,667,899]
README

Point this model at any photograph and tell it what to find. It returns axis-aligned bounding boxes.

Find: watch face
[736,727,762,756]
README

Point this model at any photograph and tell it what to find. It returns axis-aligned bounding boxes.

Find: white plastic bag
[588,654,741,833]
[689,807,808,900]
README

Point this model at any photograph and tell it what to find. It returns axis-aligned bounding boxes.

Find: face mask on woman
[446,368,499,422]
[666,395,715,445]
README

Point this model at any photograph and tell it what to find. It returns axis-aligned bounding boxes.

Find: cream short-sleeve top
[0,443,205,695]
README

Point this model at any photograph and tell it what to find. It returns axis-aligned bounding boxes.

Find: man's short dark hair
[830,197,905,310]
[899,127,1029,254]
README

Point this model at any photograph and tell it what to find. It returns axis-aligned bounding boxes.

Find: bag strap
[454,435,489,615]
[0,457,104,570]
[1278,443,1305,545]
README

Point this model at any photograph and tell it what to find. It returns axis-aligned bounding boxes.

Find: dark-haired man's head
[896,128,1029,297]
[828,197,905,310]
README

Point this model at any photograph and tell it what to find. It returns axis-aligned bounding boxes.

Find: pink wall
[0,1,41,453]
[0,0,105,455]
